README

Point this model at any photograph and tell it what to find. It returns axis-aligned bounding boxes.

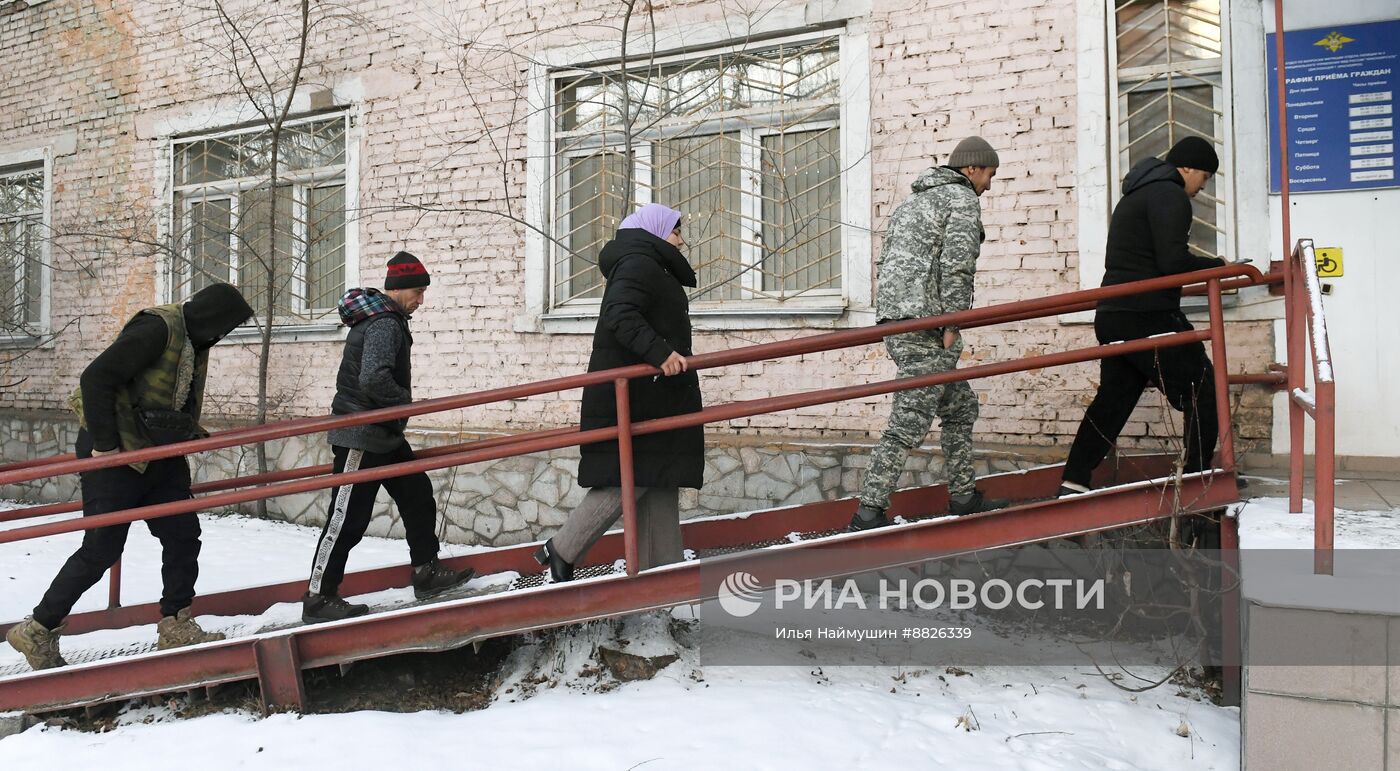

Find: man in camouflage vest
[850,137,1008,531]
[6,283,253,670]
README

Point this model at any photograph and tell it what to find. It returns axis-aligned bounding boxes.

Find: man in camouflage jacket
[851,137,1007,531]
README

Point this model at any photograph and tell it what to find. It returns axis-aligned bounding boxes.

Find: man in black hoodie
[301,252,473,623]
[6,283,253,670]
[1059,136,1226,495]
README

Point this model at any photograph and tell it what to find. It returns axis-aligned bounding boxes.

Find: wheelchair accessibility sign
[1316,248,1343,278]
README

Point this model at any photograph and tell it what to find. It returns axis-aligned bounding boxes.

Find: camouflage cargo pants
[859,330,979,510]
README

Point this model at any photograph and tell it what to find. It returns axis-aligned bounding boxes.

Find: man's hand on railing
[660,352,688,376]
[90,448,119,457]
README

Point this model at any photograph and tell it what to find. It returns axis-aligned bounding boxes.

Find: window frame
[166,111,358,337]
[552,142,632,308]
[752,118,844,301]
[1072,0,1249,319]
[0,152,52,344]
[521,21,873,333]
[1109,0,1233,263]
[1114,74,1228,260]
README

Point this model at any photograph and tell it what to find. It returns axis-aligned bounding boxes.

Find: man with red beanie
[301,251,473,623]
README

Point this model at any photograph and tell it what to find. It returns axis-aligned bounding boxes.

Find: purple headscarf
[618,203,683,242]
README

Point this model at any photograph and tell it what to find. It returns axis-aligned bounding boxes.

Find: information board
[1267,20,1399,193]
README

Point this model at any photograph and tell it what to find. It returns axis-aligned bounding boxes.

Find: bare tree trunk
[215,0,311,515]
[618,0,637,207]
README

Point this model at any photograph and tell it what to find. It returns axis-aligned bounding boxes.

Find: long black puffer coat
[576,228,704,489]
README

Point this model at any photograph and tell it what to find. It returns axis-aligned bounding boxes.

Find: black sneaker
[302,592,369,623]
[411,559,476,600]
[847,504,888,532]
[948,490,1008,517]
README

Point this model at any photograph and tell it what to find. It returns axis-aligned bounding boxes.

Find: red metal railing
[1268,0,1337,577]
[1,264,1266,600]
[1283,239,1336,575]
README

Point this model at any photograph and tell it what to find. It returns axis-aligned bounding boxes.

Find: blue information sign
[1267,19,1399,193]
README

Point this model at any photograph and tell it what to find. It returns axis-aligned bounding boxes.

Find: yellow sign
[1314,31,1355,53]
[1316,247,1343,278]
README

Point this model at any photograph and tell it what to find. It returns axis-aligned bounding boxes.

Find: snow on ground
[0,500,488,668]
[1235,494,1400,550]
[0,499,1240,769]
[0,498,470,615]
[1236,495,1400,615]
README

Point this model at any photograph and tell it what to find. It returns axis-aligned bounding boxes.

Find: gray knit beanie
[947,136,1000,169]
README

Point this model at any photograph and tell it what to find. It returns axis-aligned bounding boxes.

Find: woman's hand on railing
[660,352,688,376]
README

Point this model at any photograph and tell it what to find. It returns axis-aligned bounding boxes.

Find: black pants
[34,431,200,629]
[307,441,440,597]
[1063,310,1219,488]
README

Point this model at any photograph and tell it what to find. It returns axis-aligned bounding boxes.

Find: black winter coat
[329,307,414,454]
[577,229,705,489]
[1098,158,1226,313]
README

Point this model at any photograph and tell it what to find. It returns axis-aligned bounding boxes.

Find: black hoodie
[1097,158,1225,313]
[183,283,256,348]
[81,284,253,452]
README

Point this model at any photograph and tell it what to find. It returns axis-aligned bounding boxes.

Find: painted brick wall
[0,0,1276,464]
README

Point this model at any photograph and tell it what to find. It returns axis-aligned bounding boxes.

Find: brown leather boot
[156,608,226,650]
[5,616,67,670]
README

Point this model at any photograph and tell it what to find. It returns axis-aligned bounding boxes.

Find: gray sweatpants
[551,487,682,571]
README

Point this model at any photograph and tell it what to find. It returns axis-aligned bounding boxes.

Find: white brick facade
[0,0,1277,467]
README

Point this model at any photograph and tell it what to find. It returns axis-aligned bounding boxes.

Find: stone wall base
[1,410,1072,547]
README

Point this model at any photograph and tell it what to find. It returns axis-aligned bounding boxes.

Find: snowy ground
[1235,493,1400,550]
[1235,493,1400,615]
[0,499,1241,769]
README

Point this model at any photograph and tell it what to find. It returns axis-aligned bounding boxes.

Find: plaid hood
[337,287,403,327]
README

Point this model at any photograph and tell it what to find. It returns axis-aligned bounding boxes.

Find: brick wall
[0,0,1277,466]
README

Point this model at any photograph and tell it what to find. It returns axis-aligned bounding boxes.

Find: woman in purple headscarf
[535,203,704,581]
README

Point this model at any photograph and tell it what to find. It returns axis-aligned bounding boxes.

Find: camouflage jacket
[875,166,984,325]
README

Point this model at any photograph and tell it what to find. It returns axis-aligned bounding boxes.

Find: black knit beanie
[1165,136,1219,174]
[385,251,431,290]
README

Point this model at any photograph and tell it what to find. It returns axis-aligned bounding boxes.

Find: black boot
[302,592,370,624]
[411,558,477,600]
[533,539,574,583]
[847,504,888,532]
[948,490,1009,517]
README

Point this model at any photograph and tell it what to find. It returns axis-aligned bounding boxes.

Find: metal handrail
[0,269,1284,528]
[0,263,1264,592]
[0,263,1264,487]
[1285,238,1337,575]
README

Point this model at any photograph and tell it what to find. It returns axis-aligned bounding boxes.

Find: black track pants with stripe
[307,441,440,597]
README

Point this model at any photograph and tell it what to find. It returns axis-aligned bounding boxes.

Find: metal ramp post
[254,635,306,714]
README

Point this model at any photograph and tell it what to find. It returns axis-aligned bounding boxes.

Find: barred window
[0,163,45,334]
[1113,0,1228,259]
[172,114,349,321]
[551,37,843,309]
